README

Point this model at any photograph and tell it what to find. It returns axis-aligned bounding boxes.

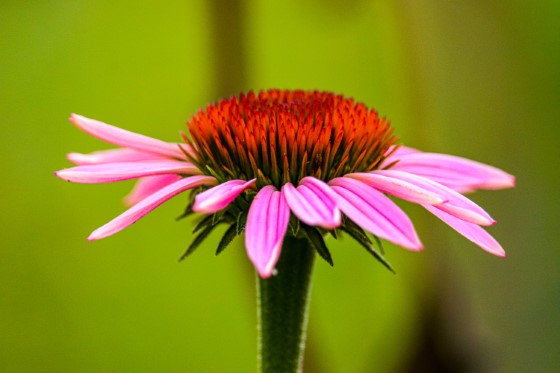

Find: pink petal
[329,177,422,250]
[374,170,495,226]
[70,114,187,159]
[55,160,200,184]
[299,176,344,227]
[388,145,420,157]
[123,174,182,206]
[282,181,341,229]
[245,186,291,278]
[380,145,420,168]
[424,205,505,257]
[346,172,445,205]
[390,152,515,192]
[299,176,342,204]
[193,179,256,214]
[67,148,166,165]
[88,175,217,240]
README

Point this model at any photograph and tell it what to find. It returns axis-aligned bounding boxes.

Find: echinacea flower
[55,90,514,278]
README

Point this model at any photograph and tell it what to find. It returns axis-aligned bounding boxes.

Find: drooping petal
[245,186,291,278]
[380,145,420,168]
[299,176,342,204]
[55,160,200,184]
[329,177,422,250]
[390,145,420,157]
[424,205,505,257]
[67,148,166,165]
[389,152,515,192]
[374,170,495,226]
[88,175,217,240]
[123,174,182,206]
[346,172,445,205]
[193,179,256,214]
[299,177,343,227]
[70,114,188,159]
[282,180,341,229]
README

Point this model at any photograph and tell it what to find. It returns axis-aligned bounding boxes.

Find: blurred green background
[1,1,558,372]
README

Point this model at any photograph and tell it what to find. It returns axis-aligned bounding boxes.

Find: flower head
[55,90,514,278]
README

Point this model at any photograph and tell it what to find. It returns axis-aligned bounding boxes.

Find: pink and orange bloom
[55,90,514,278]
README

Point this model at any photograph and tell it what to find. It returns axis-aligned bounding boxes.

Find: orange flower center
[184,89,397,188]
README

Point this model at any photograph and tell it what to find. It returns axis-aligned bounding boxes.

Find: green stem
[257,236,316,373]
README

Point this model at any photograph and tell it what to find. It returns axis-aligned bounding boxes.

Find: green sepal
[192,214,218,234]
[212,209,227,226]
[328,228,339,240]
[175,188,202,221]
[215,223,239,256]
[289,216,300,237]
[236,211,247,235]
[215,210,247,255]
[341,220,394,273]
[175,209,193,221]
[302,225,334,267]
[236,191,253,211]
[179,222,220,261]
[176,201,195,221]
[372,234,385,255]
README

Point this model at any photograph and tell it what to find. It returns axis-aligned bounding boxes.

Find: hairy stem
[257,236,315,373]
